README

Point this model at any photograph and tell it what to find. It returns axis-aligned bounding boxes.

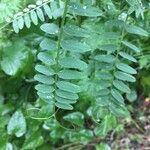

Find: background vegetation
[0,0,149,149]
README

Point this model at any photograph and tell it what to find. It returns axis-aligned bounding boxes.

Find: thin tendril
[26,107,60,120]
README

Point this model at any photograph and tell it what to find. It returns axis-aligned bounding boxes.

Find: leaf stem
[54,0,69,105]
[56,141,83,150]
[57,0,69,59]
[55,0,69,76]
[111,17,128,84]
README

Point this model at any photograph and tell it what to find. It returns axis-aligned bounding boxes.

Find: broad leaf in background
[7,110,26,137]
[63,112,84,127]
[69,129,93,144]
[22,132,44,149]
[1,40,32,76]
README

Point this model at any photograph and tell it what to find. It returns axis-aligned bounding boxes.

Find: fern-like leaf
[12,0,64,33]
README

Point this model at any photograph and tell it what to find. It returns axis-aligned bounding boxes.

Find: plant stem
[56,142,82,150]
[57,0,69,61]
[54,0,69,105]
[111,17,128,85]
[55,0,69,76]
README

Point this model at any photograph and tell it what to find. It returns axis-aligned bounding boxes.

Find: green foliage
[7,110,26,137]
[0,0,149,149]
[0,0,21,24]
[1,40,32,76]
[22,132,44,149]
[96,143,111,150]
[12,0,64,33]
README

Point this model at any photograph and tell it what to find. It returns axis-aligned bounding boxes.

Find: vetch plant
[10,0,149,119]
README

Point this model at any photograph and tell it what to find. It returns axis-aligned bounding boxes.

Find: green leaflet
[40,23,59,34]
[113,80,131,93]
[40,38,57,51]
[96,96,110,107]
[30,10,38,25]
[35,84,54,94]
[100,32,120,39]
[38,52,54,65]
[59,57,88,70]
[37,92,53,100]
[55,96,77,104]
[35,65,55,76]
[97,89,110,96]
[18,16,24,29]
[126,90,137,102]
[95,55,116,63]
[61,40,91,53]
[111,89,124,104]
[97,72,113,80]
[116,63,137,74]
[43,4,52,19]
[122,41,141,53]
[126,25,149,37]
[58,70,86,80]
[55,102,73,110]
[36,7,45,22]
[56,89,79,100]
[34,74,54,85]
[119,52,137,62]
[56,81,81,93]
[24,14,31,28]
[98,44,117,52]
[98,80,111,88]
[68,2,103,17]
[97,63,114,71]
[109,102,130,118]
[115,71,136,82]
[12,19,19,33]
[64,24,90,37]
[50,1,64,18]
[7,110,26,137]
